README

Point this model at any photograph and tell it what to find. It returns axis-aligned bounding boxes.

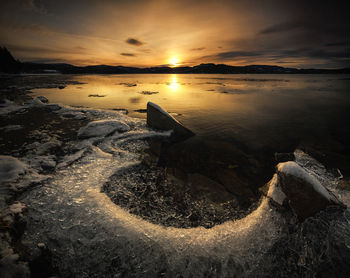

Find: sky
[0,0,349,68]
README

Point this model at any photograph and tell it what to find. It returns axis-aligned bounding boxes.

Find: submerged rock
[147,102,194,139]
[275,161,343,221]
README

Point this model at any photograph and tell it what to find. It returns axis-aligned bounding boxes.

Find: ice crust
[0,155,27,184]
[2,98,349,276]
[78,119,130,138]
[267,174,286,205]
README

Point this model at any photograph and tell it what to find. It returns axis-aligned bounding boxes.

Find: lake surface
[32,74,350,157]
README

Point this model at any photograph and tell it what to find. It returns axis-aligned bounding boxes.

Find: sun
[169,57,180,67]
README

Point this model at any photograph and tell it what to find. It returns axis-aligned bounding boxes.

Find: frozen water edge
[12,101,285,276]
[3,99,348,276]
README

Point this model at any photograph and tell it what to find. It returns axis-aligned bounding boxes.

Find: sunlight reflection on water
[31,73,350,152]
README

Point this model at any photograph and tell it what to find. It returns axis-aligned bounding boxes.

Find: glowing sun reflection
[168,75,180,91]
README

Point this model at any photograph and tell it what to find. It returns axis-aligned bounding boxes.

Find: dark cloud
[191,47,205,51]
[213,51,263,59]
[120,53,136,57]
[326,41,350,47]
[260,21,305,34]
[125,38,144,46]
[5,43,86,55]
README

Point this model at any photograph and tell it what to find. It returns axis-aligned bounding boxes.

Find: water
[32,74,350,153]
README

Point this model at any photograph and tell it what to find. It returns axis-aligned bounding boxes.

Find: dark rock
[134,109,147,113]
[88,94,105,97]
[146,102,194,139]
[139,91,159,95]
[58,85,65,89]
[276,161,344,221]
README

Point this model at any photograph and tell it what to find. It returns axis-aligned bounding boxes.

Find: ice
[0,125,23,132]
[0,100,23,115]
[267,174,286,205]
[0,155,27,184]
[4,100,349,276]
[77,119,131,138]
[0,238,30,278]
[17,104,284,276]
[35,139,62,155]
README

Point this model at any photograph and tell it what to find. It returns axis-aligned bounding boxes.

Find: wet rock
[134,109,147,113]
[44,104,61,111]
[276,161,344,221]
[147,102,194,139]
[36,96,48,103]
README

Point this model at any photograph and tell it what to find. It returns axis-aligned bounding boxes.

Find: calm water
[32,74,350,154]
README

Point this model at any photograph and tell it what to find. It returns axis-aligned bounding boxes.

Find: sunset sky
[0,0,349,68]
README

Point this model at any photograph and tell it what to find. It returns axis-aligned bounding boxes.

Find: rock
[276,161,343,221]
[44,104,61,111]
[37,243,46,249]
[88,94,105,97]
[36,96,48,103]
[58,85,65,89]
[147,102,194,139]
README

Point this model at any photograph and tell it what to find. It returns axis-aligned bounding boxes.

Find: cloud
[125,38,144,46]
[21,0,48,15]
[212,50,263,59]
[191,47,205,51]
[5,43,87,55]
[120,53,136,57]
[325,41,350,47]
[260,21,305,34]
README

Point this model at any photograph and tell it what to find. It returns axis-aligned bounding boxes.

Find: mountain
[1,47,350,74]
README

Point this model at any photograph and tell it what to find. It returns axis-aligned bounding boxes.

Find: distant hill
[1,47,350,74]
[0,47,21,73]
